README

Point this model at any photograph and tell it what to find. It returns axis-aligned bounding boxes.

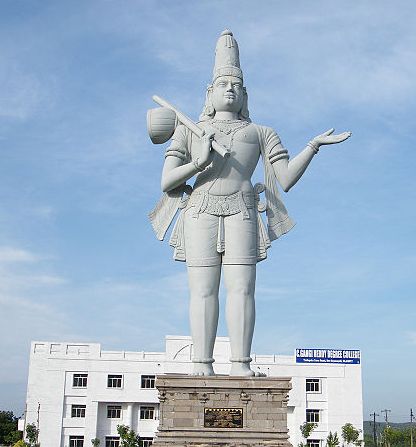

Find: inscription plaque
[204,408,243,428]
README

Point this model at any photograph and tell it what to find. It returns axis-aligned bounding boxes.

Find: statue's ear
[239,87,250,120]
[199,85,215,120]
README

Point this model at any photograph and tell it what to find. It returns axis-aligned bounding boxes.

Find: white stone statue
[148,30,351,377]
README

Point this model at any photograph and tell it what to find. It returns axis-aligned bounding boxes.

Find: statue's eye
[217,82,226,87]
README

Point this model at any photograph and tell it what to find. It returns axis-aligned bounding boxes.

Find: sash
[256,126,295,240]
[148,185,191,241]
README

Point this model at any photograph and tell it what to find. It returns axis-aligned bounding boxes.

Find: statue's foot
[230,359,267,377]
[230,362,255,376]
[192,362,215,376]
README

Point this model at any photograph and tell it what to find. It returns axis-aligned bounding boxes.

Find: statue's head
[200,30,250,122]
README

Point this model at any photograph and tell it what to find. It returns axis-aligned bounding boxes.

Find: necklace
[209,119,250,135]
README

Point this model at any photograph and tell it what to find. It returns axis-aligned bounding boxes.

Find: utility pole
[370,412,379,446]
[380,409,391,447]
[36,402,40,444]
[381,409,391,427]
[411,408,414,447]
[22,402,27,438]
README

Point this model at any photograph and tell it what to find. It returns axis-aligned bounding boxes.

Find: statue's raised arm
[271,128,352,192]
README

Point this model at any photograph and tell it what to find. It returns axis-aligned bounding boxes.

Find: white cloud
[0,62,56,120]
[256,284,317,303]
[407,332,416,345]
[0,251,191,385]
[30,205,56,221]
[0,247,39,264]
[0,293,74,383]
[0,263,72,384]
[0,273,67,291]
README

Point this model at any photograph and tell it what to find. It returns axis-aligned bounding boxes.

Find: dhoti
[169,189,271,266]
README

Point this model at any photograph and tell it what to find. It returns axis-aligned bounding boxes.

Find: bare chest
[193,122,260,169]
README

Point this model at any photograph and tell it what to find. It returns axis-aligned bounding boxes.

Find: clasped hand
[197,132,215,169]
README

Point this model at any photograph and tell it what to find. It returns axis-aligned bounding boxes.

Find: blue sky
[0,0,415,423]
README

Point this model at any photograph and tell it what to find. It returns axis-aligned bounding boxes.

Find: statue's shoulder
[172,123,190,138]
[243,123,278,143]
[171,124,194,148]
[247,124,283,154]
[251,124,279,138]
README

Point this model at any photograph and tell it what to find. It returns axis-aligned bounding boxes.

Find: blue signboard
[295,348,361,364]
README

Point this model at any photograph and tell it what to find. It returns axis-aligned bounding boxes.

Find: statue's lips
[224,94,236,99]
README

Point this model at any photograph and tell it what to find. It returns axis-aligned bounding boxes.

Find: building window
[73,373,88,388]
[140,406,155,420]
[69,436,84,447]
[306,378,320,393]
[141,375,156,389]
[105,437,120,447]
[107,405,122,418]
[107,374,123,388]
[71,404,86,418]
[307,440,321,447]
[139,439,153,447]
[306,409,320,423]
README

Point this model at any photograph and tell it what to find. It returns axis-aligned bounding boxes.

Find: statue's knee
[228,285,254,300]
[190,288,218,302]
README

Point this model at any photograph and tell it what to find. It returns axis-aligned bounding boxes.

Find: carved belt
[187,190,258,219]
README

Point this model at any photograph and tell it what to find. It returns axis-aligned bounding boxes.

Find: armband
[269,148,289,164]
[165,141,188,161]
[307,140,320,154]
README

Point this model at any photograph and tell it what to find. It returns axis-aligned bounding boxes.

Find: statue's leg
[223,264,257,376]
[188,265,221,376]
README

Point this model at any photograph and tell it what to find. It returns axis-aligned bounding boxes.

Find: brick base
[152,375,293,447]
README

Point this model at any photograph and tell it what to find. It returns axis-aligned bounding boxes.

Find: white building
[23,336,363,447]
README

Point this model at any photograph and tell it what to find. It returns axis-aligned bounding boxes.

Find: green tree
[117,424,140,447]
[361,424,413,447]
[381,426,396,447]
[380,425,410,447]
[91,438,101,447]
[0,410,23,445]
[298,422,317,447]
[13,440,29,447]
[25,423,39,447]
[363,433,376,447]
[326,431,340,447]
[341,423,362,446]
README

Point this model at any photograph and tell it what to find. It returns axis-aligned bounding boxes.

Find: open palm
[313,128,352,146]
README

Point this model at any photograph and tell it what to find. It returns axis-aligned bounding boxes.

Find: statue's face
[211,75,244,114]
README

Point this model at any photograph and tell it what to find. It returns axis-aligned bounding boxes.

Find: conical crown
[213,30,243,81]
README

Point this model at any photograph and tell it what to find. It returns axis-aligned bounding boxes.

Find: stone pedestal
[153,374,292,447]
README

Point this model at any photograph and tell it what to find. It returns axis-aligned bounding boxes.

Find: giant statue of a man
[149,30,350,377]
